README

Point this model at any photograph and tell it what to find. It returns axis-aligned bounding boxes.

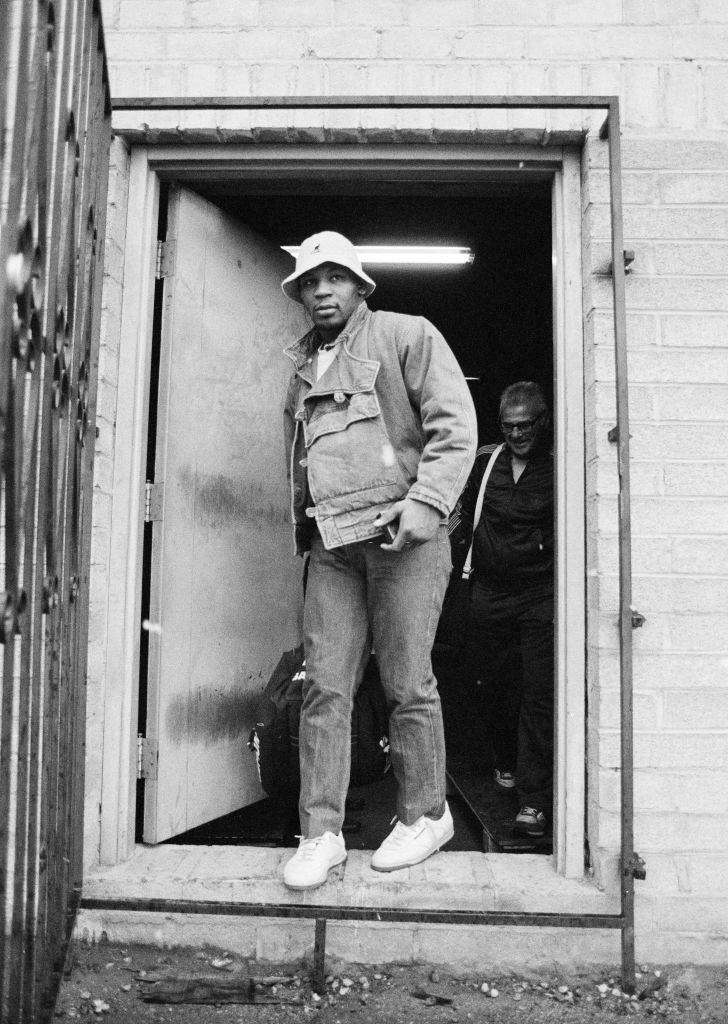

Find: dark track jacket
[452,442,554,591]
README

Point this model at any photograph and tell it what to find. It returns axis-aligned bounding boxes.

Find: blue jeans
[299,526,452,837]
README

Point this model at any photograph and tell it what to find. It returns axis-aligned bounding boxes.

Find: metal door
[143,186,308,842]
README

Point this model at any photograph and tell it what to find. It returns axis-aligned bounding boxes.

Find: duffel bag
[249,645,390,798]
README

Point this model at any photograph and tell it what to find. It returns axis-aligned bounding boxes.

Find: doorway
[99,143,585,877]
[203,188,554,433]
[136,178,555,855]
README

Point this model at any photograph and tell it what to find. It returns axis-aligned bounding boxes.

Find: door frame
[97,142,585,877]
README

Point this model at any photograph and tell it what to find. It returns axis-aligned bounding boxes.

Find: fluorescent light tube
[282,245,474,266]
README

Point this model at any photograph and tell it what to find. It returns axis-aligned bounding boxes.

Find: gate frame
[88,95,639,990]
[0,2,112,1019]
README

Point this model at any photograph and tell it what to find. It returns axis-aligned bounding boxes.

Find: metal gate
[0,1,111,1020]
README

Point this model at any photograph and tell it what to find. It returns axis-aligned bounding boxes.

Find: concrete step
[77,845,621,971]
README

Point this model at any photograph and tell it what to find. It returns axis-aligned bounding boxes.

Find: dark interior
[140,180,555,854]
[194,187,554,440]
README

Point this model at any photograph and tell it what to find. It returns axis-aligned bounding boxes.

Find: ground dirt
[55,941,727,1023]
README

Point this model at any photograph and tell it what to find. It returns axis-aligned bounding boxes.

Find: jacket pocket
[303,391,409,506]
[303,391,381,447]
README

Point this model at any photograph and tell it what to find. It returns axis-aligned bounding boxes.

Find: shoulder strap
[461,443,504,580]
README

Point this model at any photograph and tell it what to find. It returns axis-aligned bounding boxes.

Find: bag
[435,572,470,650]
[249,645,390,798]
[436,444,504,649]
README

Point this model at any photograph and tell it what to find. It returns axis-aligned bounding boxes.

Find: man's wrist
[407,497,444,520]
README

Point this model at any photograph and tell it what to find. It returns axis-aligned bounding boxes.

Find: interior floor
[142,183,554,854]
[167,648,552,855]
[164,776,482,852]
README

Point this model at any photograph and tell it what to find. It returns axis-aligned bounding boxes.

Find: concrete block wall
[92,0,728,957]
[579,122,728,947]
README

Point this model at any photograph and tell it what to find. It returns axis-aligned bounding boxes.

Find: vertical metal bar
[62,0,96,929]
[34,2,80,993]
[22,356,54,1024]
[22,12,57,1014]
[0,7,32,972]
[606,99,636,995]
[9,353,40,1023]
[0,0,19,998]
[0,391,20,1021]
[1,0,34,222]
[69,24,110,902]
[43,0,83,973]
[0,2,38,1011]
[42,0,76,351]
[8,11,49,1019]
[312,918,327,994]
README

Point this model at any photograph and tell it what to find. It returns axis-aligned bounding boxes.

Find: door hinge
[144,480,164,522]
[137,735,158,780]
[155,239,176,279]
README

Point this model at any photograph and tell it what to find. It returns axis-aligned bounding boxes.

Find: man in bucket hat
[280,231,476,890]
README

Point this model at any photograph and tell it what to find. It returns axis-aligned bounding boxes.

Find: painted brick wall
[92,0,728,956]
[578,111,728,948]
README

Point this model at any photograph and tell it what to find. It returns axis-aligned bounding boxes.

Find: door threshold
[83,844,613,916]
[78,845,620,970]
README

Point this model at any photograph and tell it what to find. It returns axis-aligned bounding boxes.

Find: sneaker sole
[370,825,455,873]
[283,851,347,891]
[494,778,516,790]
[513,822,546,838]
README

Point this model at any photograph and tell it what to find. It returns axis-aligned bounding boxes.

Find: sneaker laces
[519,807,541,818]
[293,835,332,860]
[384,817,426,847]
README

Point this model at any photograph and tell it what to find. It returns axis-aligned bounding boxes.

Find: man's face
[500,399,548,459]
[298,263,364,340]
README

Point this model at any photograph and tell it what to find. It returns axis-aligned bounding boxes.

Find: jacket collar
[284,301,370,371]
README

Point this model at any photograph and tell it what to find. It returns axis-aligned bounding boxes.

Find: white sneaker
[283,831,347,891]
[370,804,454,872]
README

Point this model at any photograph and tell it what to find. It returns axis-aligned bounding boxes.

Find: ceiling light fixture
[282,245,474,266]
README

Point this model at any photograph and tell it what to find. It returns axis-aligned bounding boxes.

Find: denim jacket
[283,302,477,552]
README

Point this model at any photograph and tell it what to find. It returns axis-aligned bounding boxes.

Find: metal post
[605,99,637,995]
[111,94,617,111]
[313,918,327,994]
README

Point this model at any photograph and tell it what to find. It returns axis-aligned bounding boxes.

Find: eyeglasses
[500,416,541,437]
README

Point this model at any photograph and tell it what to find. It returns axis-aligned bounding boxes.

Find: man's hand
[376,498,442,552]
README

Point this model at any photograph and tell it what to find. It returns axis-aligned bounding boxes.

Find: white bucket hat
[281,231,376,303]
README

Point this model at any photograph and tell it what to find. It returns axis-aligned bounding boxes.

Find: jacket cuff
[407,485,450,519]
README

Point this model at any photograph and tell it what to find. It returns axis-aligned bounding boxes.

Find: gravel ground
[55,942,727,1023]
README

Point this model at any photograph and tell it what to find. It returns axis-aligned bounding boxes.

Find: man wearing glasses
[457,381,554,839]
